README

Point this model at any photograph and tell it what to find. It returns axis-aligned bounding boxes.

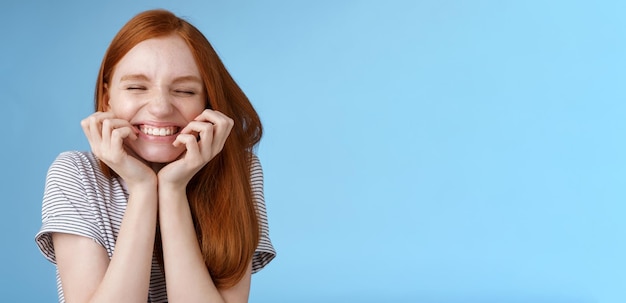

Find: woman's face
[106,34,205,164]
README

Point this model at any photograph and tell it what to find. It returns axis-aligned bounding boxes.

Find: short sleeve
[35,152,106,264]
[250,155,276,273]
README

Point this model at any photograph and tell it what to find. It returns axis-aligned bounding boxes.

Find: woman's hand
[81,111,156,187]
[158,109,234,189]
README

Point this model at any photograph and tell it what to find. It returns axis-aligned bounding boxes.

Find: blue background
[1,1,625,302]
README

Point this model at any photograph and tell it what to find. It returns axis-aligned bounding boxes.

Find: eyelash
[126,87,195,95]
[175,90,195,95]
[127,86,146,90]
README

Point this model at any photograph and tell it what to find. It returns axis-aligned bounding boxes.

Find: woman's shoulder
[53,150,97,163]
[46,150,125,203]
[248,153,264,184]
[248,152,262,171]
[48,151,103,179]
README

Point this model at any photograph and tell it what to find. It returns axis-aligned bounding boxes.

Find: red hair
[94,9,261,288]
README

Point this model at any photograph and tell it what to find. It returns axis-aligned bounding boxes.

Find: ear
[103,83,111,111]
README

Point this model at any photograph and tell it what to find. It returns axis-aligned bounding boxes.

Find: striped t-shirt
[35,151,276,303]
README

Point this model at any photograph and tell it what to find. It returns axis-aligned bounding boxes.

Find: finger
[101,118,136,159]
[81,112,110,157]
[180,121,215,159]
[88,114,105,153]
[181,120,214,137]
[102,118,138,142]
[80,116,98,152]
[110,127,136,153]
[194,109,234,129]
[178,124,201,142]
[200,110,234,146]
[191,111,234,140]
[85,112,115,141]
[174,133,201,159]
[183,110,234,159]
[80,116,92,138]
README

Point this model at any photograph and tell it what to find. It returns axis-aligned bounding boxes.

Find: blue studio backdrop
[1,1,625,302]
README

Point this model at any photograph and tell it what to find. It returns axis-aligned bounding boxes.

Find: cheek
[108,98,134,119]
[181,99,207,120]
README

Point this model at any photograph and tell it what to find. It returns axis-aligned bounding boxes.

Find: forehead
[112,34,201,81]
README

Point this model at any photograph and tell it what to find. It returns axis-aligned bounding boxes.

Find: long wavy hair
[94,9,261,289]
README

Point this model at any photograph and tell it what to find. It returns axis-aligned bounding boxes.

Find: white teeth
[140,126,177,137]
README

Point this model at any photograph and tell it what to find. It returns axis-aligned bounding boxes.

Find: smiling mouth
[139,125,180,136]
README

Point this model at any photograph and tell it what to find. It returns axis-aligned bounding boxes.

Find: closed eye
[127,86,147,91]
[174,90,196,96]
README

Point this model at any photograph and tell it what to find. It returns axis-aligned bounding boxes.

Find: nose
[147,89,174,117]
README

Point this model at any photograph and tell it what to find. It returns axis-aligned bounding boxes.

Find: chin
[136,147,185,164]
[143,155,179,164]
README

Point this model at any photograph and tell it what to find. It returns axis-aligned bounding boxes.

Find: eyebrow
[119,74,149,82]
[172,75,203,85]
[119,74,203,84]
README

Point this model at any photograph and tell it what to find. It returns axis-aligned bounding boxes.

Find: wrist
[157,181,187,200]
[126,176,158,194]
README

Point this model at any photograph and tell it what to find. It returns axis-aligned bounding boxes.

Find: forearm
[90,182,158,302]
[158,186,226,303]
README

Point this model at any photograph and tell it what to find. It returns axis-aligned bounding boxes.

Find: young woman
[35,9,275,303]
